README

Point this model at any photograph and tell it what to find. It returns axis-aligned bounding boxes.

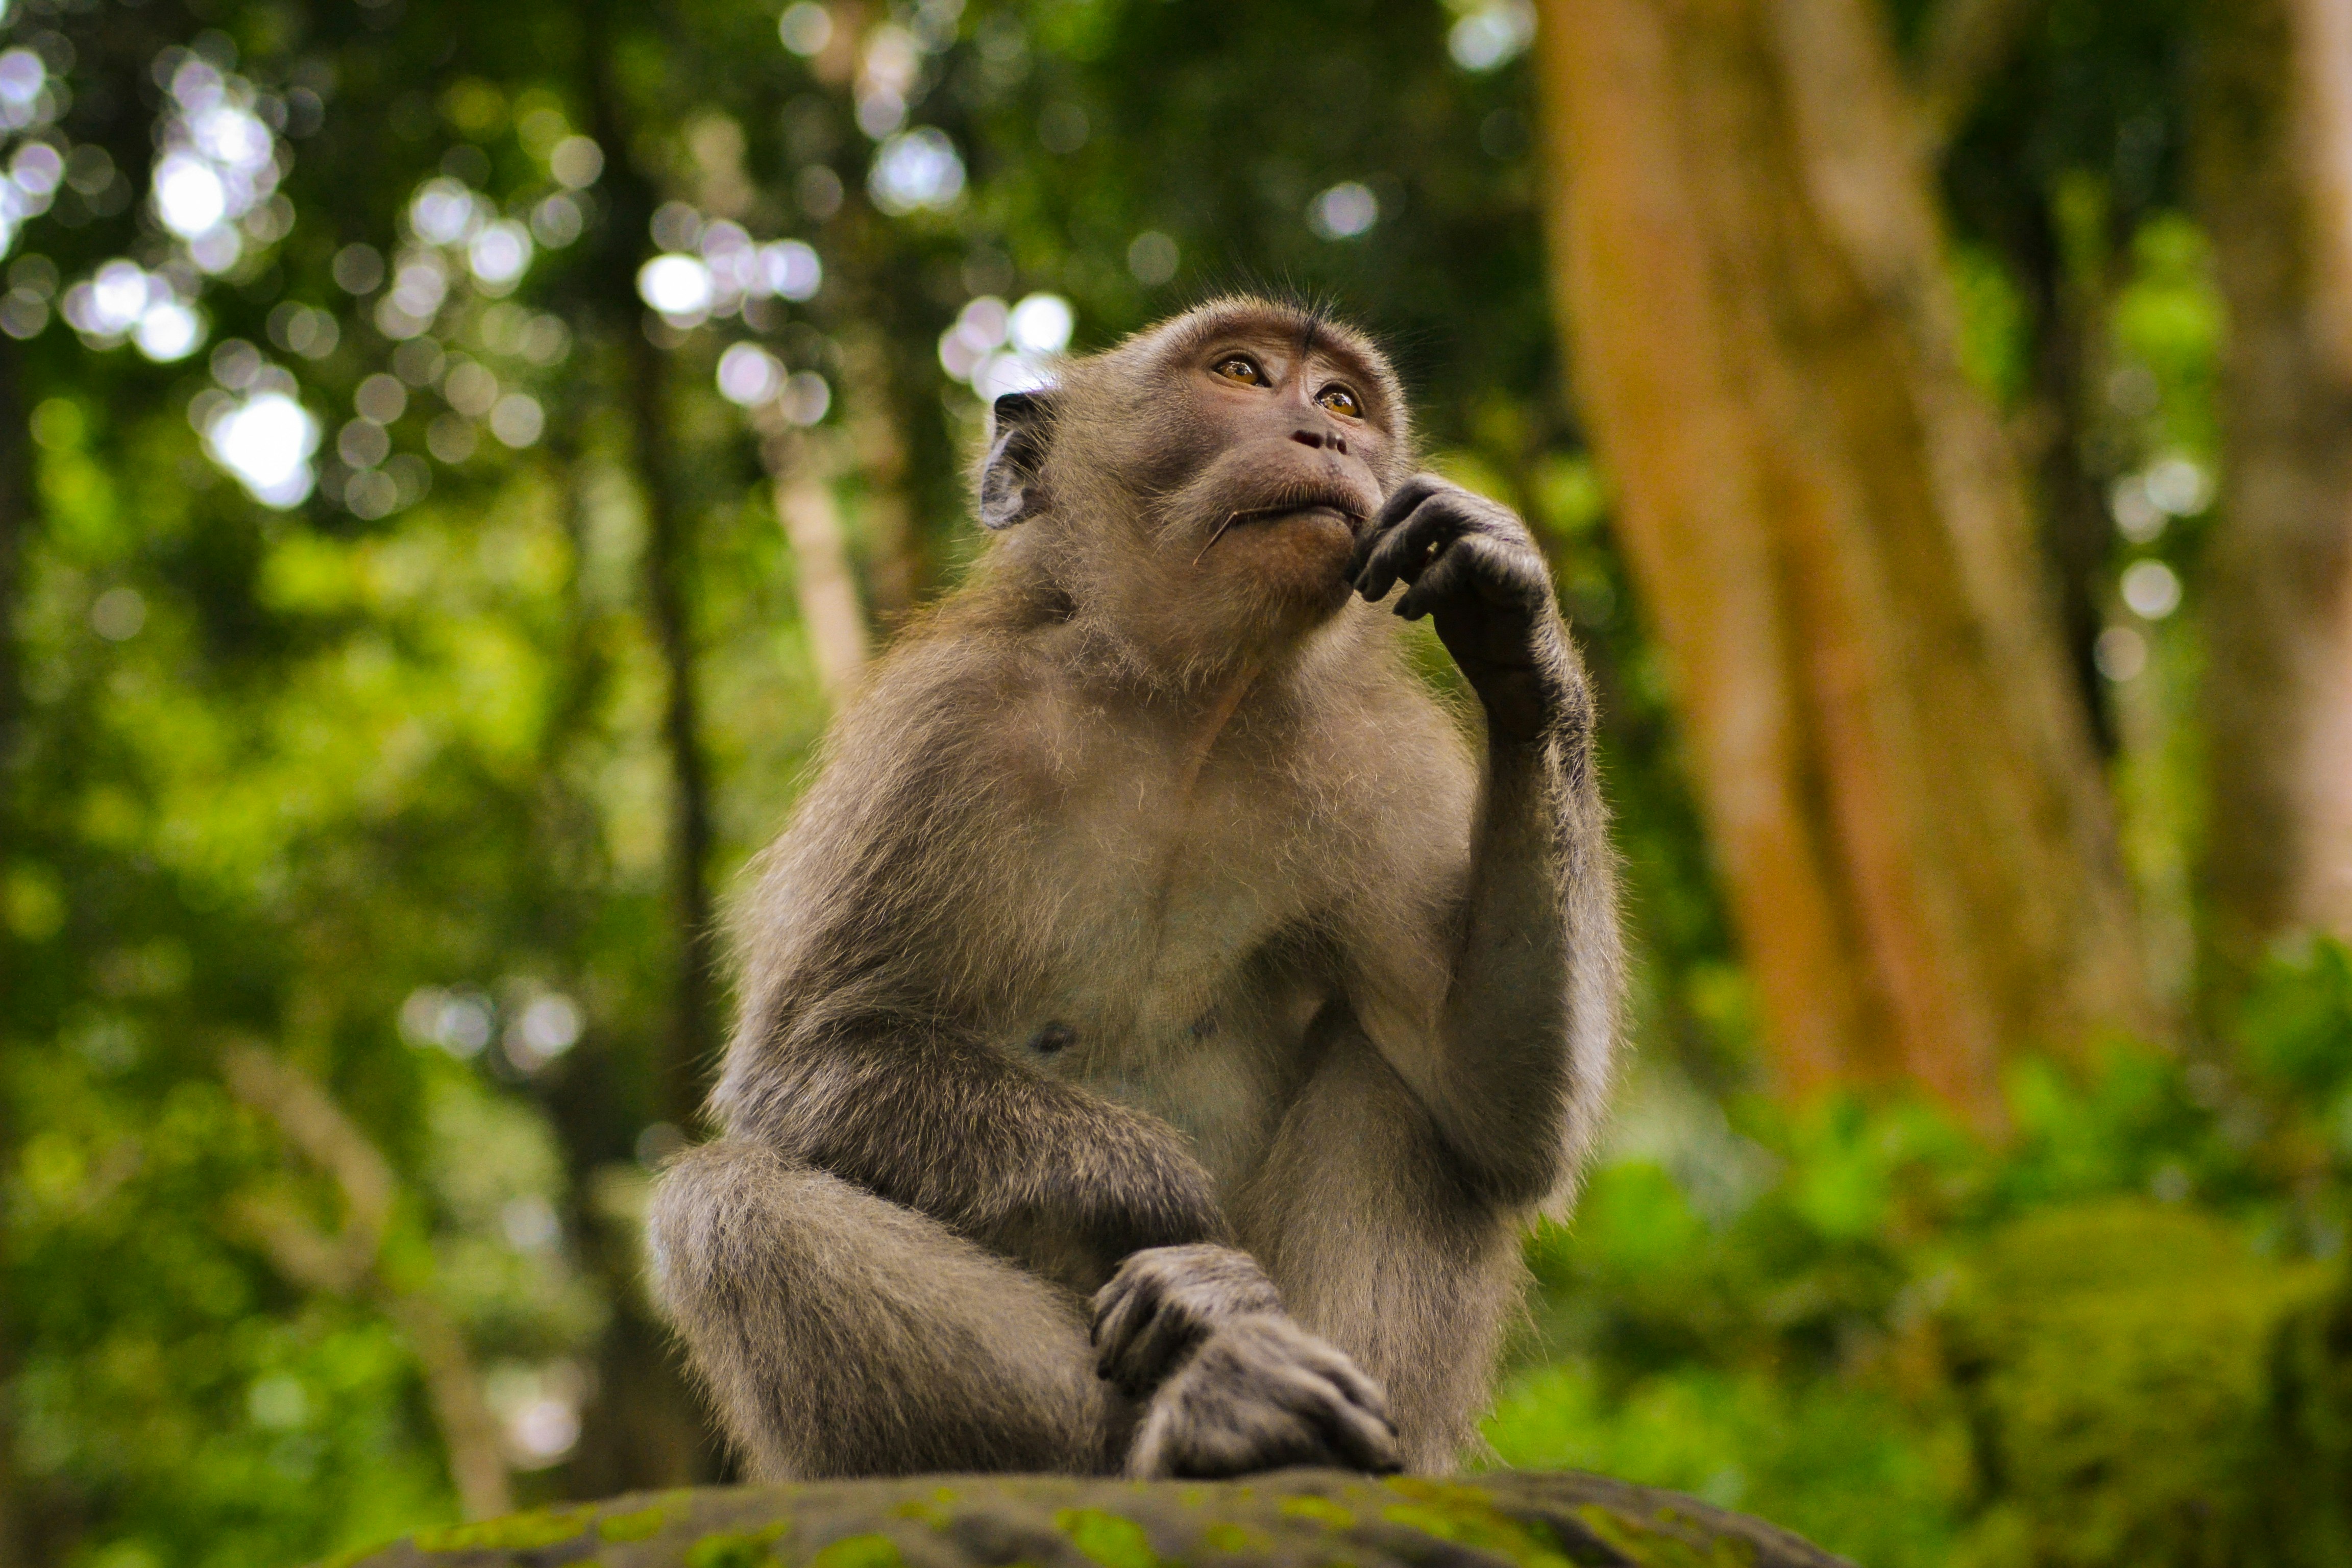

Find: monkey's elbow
[1448,1135,1572,1215]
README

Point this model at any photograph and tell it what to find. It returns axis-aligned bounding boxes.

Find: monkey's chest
[1006,797,1338,1189]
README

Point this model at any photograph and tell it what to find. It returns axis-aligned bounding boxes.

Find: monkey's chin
[1218,508,1358,624]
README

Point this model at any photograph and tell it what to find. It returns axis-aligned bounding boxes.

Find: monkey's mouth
[1193,494,1368,562]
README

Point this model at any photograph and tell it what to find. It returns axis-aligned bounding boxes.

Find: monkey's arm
[718,1003,1231,1292]
[1350,475,1621,1210]
[725,1002,1400,1470]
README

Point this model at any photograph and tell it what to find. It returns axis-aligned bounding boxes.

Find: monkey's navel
[1190,1013,1218,1039]
[1029,1022,1076,1056]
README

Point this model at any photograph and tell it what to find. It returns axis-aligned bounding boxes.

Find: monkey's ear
[978,389,1056,530]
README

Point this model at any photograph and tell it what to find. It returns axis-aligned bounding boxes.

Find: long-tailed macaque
[649,297,1620,1481]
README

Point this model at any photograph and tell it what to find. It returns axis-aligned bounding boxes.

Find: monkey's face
[981,300,1411,660]
[1106,307,1402,639]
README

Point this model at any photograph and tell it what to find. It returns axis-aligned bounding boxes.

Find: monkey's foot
[1124,1314,1402,1479]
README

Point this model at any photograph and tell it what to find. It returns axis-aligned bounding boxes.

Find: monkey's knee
[647,1138,1120,1478]
[644,1137,791,1324]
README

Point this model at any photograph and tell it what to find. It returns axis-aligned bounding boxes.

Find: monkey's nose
[1290,428,1349,456]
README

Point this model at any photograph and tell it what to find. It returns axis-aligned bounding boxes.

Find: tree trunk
[1532,0,2153,1119]
[562,3,733,1500]
[586,10,719,1135]
[0,336,23,782]
[2195,0,2352,990]
[838,325,920,626]
[753,420,870,700]
[0,330,30,1568]
[623,335,720,1133]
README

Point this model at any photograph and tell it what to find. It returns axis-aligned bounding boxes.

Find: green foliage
[1488,942,2352,1568]
[0,0,2331,1565]
[412,1507,590,1551]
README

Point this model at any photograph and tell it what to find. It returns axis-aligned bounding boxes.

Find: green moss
[1378,1478,1602,1568]
[1055,1506,1163,1568]
[1382,1478,1494,1510]
[1572,1507,1756,1568]
[685,1523,788,1567]
[599,1503,673,1542]
[1278,1497,1357,1530]
[1199,1523,1266,1553]
[413,1507,590,1552]
[1944,1198,2334,1568]
[802,1531,905,1568]
[1381,1504,1575,1568]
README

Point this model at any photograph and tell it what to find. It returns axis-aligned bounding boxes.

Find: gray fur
[648,298,1621,1480]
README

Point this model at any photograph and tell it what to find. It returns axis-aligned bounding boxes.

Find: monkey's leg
[1237,1033,1528,1474]
[649,1137,1126,1479]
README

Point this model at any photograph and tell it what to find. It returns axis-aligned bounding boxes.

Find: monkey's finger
[1390,531,1487,622]
[1090,1267,1159,1352]
[1088,1273,1132,1348]
[1361,474,1451,544]
[1312,1391,1404,1475]
[1355,495,1473,603]
[1394,533,1545,623]
[1117,1295,1217,1395]
[1265,1364,1402,1475]
[1256,1333,1396,1426]
[1091,1279,1167,1385]
[1277,1336,1393,1423]
[1345,474,1450,583]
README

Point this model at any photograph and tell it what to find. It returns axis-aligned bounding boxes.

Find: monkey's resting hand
[1091,1244,1284,1397]
[1094,1246,1402,1479]
[1350,473,1573,746]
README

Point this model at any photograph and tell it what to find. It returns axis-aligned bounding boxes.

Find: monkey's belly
[1013,969,1327,1195]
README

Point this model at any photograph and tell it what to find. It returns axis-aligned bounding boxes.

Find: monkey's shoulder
[813,628,1075,789]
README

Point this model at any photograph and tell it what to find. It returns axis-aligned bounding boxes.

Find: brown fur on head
[974,297,1416,680]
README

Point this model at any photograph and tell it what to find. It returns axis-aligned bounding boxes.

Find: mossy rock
[320,1470,1851,1568]
[1940,1198,2340,1568]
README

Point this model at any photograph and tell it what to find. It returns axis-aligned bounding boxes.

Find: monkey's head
[976,297,1412,670]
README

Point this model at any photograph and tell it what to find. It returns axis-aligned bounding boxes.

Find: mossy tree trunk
[2195,0,2352,999]
[1531,0,2154,1121]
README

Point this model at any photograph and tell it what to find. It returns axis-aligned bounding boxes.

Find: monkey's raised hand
[1350,473,1571,746]
[1094,1246,1400,1478]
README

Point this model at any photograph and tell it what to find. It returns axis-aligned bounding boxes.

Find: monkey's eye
[1211,355,1266,386]
[1316,384,1363,419]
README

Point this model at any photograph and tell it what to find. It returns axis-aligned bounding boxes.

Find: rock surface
[321,1468,1853,1568]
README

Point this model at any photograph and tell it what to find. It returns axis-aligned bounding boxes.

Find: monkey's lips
[1217,494,1370,537]
[1271,503,1361,529]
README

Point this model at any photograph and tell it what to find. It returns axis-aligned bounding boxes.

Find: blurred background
[2,0,2350,1562]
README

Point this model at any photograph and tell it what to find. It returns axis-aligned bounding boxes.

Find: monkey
[647,296,1620,1482]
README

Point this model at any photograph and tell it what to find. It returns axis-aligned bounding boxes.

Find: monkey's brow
[1174,315,1388,400]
